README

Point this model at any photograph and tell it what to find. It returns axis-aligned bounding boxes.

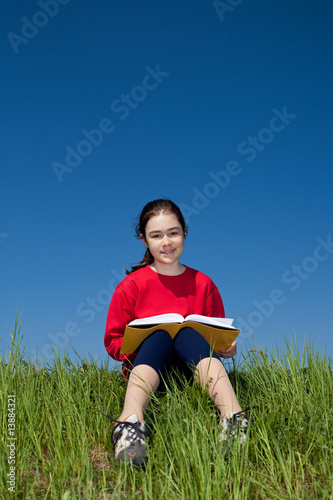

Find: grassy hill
[1,317,332,499]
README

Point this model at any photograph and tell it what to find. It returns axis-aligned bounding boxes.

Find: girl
[104,199,248,465]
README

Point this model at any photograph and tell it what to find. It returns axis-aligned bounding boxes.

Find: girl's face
[140,212,186,273]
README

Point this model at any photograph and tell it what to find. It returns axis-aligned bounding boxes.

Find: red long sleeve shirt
[104,265,225,373]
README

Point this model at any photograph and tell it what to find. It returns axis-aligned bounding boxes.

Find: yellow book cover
[120,314,240,355]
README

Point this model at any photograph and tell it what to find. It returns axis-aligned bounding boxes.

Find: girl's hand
[218,341,237,359]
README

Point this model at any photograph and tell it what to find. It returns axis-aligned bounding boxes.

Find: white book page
[128,313,184,327]
[128,314,235,329]
[185,315,235,328]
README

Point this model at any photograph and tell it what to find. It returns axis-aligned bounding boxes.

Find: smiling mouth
[161,249,175,255]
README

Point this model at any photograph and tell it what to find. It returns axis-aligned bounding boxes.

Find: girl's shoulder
[116,265,151,290]
[184,266,217,286]
[185,265,210,279]
[111,267,147,302]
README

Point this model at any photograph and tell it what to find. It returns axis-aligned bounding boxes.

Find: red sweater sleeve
[206,281,225,318]
[104,282,137,362]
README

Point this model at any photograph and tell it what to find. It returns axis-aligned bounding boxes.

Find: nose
[162,235,172,246]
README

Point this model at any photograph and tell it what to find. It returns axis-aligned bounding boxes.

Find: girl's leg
[119,364,160,421]
[118,329,174,421]
[174,327,242,418]
[195,357,242,418]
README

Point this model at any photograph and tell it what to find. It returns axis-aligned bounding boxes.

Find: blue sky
[1,0,332,368]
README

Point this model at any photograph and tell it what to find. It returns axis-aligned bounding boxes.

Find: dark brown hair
[126,199,187,274]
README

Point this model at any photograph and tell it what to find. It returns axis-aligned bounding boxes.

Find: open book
[120,313,240,355]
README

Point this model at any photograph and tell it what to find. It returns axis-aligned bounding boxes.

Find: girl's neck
[149,262,186,276]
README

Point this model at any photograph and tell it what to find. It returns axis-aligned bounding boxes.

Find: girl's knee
[132,329,174,375]
[129,364,161,390]
[152,329,174,345]
[174,328,220,365]
[196,357,226,381]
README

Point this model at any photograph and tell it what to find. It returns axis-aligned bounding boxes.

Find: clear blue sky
[1,0,332,368]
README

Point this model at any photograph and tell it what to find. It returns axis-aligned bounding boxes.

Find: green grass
[1,315,332,499]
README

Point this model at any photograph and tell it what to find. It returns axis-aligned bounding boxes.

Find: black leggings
[131,327,220,383]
